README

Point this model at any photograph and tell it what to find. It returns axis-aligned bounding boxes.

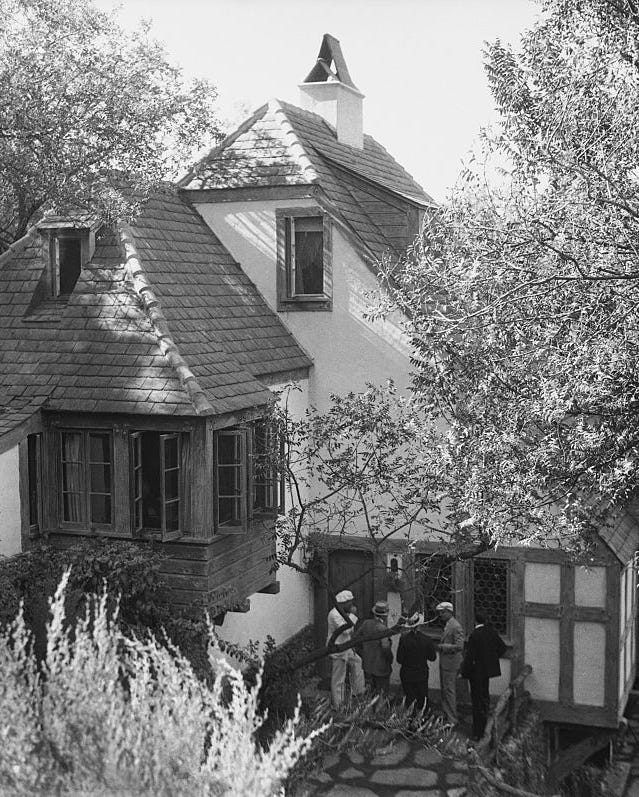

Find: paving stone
[445,772,466,786]
[322,752,341,771]
[625,778,639,797]
[370,739,411,766]
[347,750,365,765]
[395,790,443,797]
[370,767,439,788]
[446,789,467,797]
[452,761,468,772]
[309,771,333,784]
[413,747,444,767]
[324,786,378,797]
[337,767,363,779]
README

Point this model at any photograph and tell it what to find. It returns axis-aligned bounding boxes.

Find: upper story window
[36,217,95,300]
[52,234,83,295]
[276,207,332,311]
[59,429,113,529]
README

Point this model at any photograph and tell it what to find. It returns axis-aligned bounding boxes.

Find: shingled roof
[0,187,311,445]
[180,99,435,262]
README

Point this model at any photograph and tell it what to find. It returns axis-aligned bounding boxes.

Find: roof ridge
[268,98,319,184]
[118,223,215,416]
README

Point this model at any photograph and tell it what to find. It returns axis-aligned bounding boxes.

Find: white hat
[402,611,424,628]
[435,601,454,613]
[335,590,354,603]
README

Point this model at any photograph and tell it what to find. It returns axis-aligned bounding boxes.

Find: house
[180,33,638,731]
[0,186,313,636]
[1,30,635,737]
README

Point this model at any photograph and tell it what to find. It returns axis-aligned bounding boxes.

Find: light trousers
[439,666,459,723]
[331,652,365,706]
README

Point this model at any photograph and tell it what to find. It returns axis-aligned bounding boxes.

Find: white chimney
[299,34,364,149]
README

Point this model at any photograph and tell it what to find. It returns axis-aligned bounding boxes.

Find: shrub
[0,571,327,796]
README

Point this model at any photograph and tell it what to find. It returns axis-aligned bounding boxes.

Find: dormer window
[276,207,332,311]
[49,230,88,297]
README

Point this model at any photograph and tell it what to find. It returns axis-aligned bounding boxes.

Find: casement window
[251,421,280,513]
[418,552,512,638]
[418,554,454,624]
[215,421,279,533]
[472,557,510,636]
[276,208,332,310]
[130,431,186,540]
[59,429,113,528]
[48,231,88,297]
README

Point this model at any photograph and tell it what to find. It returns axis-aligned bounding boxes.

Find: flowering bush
[0,571,326,796]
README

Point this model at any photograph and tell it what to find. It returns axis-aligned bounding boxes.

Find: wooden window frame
[58,428,114,532]
[129,430,186,541]
[250,421,280,515]
[276,206,332,311]
[215,427,248,534]
[27,433,43,536]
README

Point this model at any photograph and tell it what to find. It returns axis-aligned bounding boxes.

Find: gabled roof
[180,99,435,262]
[0,187,311,443]
[597,499,639,564]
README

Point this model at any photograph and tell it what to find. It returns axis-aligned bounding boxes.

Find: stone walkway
[306,737,470,797]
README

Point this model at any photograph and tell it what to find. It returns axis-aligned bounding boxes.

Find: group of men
[326,591,507,740]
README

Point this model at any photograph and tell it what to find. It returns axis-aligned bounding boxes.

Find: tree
[0,0,221,251]
[375,0,639,552]
[266,383,488,664]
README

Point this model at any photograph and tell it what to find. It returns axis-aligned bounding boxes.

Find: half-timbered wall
[619,557,637,716]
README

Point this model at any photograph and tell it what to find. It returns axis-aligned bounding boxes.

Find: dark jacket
[396,630,437,681]
[461,623,507,681]
[354,618,393,676]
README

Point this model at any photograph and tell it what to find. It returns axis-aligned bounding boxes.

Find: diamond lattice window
[473,558,509,635]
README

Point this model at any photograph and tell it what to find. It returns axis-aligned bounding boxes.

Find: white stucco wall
[195,199,412,411]
[0,445,22,556]
[215,378,314,648]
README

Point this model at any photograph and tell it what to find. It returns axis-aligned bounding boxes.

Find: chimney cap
[303,33,359,91]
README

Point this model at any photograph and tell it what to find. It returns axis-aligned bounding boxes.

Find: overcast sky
[96,0,539,202]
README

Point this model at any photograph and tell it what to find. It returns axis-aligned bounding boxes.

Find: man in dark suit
[461,612,507,740]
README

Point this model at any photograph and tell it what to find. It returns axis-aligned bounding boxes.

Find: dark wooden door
[315,549,375,678]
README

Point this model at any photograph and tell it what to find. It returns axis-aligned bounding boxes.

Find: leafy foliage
[0,571,326,795]
[0,0,221,249]
[375,0,639,550]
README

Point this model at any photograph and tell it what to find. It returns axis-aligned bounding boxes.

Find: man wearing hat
[326,589,365,707]
[435,601,465,725]
[353,600,394,695]
[396,611,437,713]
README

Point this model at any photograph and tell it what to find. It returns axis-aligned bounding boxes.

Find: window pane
[473,559,509,635]
[219,496,241,525]
[62,463,82,493]
[89,433,110,463]
[165,500,179,532]
[90,464,111,493]
[61,432,83,462]
[164,468,179,502]
[294,222,323,294]
[63,492,84,523]
[218,466,241,496]
[163,436,178,469]
[28,434,40,529]
[90,494,111,525]
[218,433,242,464]
[58,238,82,294]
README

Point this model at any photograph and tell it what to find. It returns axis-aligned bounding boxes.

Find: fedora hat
[435,601,454,613]
[335,590,354,603]
[372,600,389,616]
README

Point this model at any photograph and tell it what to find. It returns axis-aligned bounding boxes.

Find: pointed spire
[303,33,359,91]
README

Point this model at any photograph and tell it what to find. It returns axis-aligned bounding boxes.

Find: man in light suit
[461,612,507,739]
[435,601,464,725]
